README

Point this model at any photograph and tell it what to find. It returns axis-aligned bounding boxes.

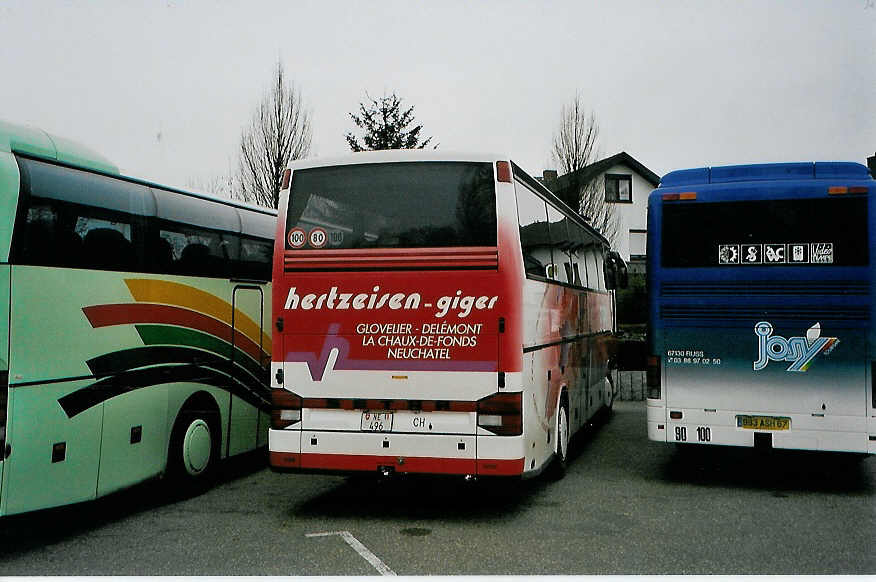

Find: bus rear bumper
[268,429,525,476]
[647,405,872,454]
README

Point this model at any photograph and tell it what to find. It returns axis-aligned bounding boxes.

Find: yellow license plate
[736,415,790,430]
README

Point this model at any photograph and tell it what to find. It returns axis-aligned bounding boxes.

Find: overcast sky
[0,0,873,191]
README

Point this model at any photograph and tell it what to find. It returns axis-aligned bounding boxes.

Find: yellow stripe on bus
[124,278,272,355]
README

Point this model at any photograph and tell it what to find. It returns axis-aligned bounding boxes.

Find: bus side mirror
[604,256,617,290]
[604,251,628,290]
[615,253,629,289]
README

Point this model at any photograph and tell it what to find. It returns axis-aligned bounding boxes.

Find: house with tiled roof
[542,152,660,273]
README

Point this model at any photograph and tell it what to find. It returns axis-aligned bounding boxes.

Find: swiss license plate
[361,412,393,432]
[736,415,791,430]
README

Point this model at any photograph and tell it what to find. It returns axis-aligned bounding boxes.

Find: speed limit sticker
[309,227,327,248]
[288,228,306,248]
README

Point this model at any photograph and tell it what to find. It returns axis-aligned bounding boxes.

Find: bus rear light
[669,411,683,420]
[271,389,302,429]
[828,186,867,195]
[477,391,522,436]
[496,161,512,183]
[662,192,696,201]
[477,415,503,427]
[279,409,301,422]
[281,168,291,190]
[646,355,661,399]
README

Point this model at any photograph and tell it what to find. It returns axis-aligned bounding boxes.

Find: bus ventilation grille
[661,281,868,297]
[660,305,869,322]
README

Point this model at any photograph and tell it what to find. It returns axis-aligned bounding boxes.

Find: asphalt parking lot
[0,400,872,575]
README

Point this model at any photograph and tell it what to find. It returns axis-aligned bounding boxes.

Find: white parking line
[306,530,397,576]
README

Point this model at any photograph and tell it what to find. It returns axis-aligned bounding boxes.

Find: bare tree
[237,61,312,208]
[186,172,236,199]
[551,94,618,244]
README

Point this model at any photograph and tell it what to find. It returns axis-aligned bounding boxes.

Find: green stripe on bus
[135,324,266,381]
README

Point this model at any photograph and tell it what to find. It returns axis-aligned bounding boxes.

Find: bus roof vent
[660,162,871,188]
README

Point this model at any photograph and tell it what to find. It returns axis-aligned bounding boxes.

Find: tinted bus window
[237,236,273,280]
[153,220,235,278]
[661,198,868,268]
[515,182,550,278]
[546,205,569,282]
[285,162,496,250]
[12,157,147,271]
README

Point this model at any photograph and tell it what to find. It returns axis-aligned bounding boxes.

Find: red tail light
[271,389,302,429]
[281,168,292,191]
[496,161,512,183]
[647,355,661,399]
[477,392,522,436]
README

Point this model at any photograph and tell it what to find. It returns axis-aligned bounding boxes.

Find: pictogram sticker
[741,244,762,264]
[764,244,786,263]
[810,243,833,264]
[718,244,740,265]
[788,243,808,264]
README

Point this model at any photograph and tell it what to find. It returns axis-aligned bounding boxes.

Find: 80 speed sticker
[309,227,327,248]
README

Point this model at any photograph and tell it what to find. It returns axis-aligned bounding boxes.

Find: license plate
[361,412,393,432]
[736,415,791,430]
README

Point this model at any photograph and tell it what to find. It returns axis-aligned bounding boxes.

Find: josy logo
[753,321,839,372]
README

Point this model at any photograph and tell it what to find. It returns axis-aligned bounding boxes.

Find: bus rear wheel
[548,400,570,480]
[168,408,219,488]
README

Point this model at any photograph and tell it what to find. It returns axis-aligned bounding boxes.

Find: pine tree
[345,92,435,151]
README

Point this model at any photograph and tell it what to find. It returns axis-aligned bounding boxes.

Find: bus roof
[660,161,872,188]
[0,119,275,217]
[288,150,509,171]
[0,119,119,174]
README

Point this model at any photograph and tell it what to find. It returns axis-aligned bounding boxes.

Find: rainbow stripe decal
[58,279,271,418]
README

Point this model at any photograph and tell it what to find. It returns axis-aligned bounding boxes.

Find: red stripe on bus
[283,247,499,271]
[299,398,478,412]
[270,451,524,476]
[83,303,267,363]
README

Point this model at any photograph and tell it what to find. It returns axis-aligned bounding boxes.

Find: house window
[629,229,647,259]
[605,174,632,203]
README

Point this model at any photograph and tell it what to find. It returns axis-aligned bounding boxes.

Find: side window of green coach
[12,157,145,271]
[238,236,273,280]
[150,188,239,279]
[153,222,233,278]
[235,210,275,281]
